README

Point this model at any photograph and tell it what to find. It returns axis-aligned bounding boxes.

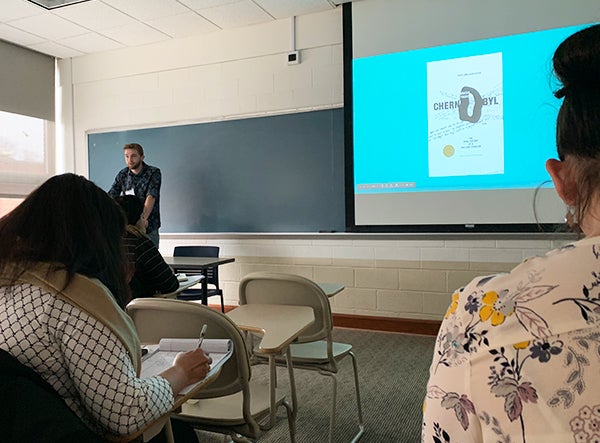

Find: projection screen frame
[342,2,595,234]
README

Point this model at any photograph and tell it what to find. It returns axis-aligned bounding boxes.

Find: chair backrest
[238,272,332,344]
[173,246,220,288]
[126,298,250,398]
[0,349,109,442]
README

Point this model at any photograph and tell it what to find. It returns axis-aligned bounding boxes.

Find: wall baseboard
[221,305,441,336]
[333,313,441,336]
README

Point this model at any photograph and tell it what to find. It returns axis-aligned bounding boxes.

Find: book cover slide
[427,52,504,178]
[141,338,233,394]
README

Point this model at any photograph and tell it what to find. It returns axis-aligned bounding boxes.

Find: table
[318,282,345,297]
[164,256,235,304]
[159,274,204,298]
[226,304,315,428]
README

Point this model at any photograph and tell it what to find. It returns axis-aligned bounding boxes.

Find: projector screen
[345,0,600,233]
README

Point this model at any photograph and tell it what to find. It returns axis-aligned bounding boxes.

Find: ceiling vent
[26,0,91,10]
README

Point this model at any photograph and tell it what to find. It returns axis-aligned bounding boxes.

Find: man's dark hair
[114,195,143,226]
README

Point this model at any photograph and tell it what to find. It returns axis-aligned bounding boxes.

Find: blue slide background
[353,24,589,194]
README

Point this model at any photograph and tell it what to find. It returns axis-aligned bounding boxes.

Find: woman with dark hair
[0,174,210,441]
[422,25,600,442]
[114,195,179,298]
[0,173,130,306]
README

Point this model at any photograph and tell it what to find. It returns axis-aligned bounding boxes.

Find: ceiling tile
[0,0,349,58]
[58,31,124,54]
[196,0,272,29]
[0,0,46,22]
[99,21,171,47]
[0,23,46,46]
[28,39,84,58]
[52,1,136,31]
[254,0,334,20]
[9,11,89,40]
[147,11,220,39]
[101,0,190,21]
[177,0,239,9]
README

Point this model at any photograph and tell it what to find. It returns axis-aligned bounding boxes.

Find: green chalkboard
[88,108,345,233]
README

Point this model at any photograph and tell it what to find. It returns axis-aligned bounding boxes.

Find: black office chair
[173,246,225,312]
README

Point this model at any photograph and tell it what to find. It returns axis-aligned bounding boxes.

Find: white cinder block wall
[57,9,573,323]
[155,236,572,321]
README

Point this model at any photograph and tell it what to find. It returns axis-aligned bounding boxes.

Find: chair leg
[270,355,278,416]
[281,398,296,443]
[349,351,365,442]
[220,295,225,313]
[164,418,175,443]
[285,347,299,423]
[259,355,278,430]
[241,332,261,366]
[318,353,365,443]
[317,370,337,443]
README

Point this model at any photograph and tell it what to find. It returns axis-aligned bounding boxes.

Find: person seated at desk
[0,173,210,442]
[422,24,600,443]
[114,195,179,299]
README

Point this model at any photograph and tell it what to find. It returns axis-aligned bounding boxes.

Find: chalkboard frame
[88,108,346,233]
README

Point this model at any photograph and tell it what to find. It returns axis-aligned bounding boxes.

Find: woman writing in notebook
[0,173,210,442]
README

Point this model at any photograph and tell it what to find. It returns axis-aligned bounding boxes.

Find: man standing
[109,143,162,247]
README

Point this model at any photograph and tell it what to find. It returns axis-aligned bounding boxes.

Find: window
[0,198,22,218]
[0,110,54,210]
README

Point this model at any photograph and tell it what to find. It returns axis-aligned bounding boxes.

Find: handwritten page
[141,338,233,394]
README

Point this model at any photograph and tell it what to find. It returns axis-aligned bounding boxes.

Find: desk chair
[239,272,365,443]
[173,246,225,312]
[0,348,109,443]
[126,298,295,443]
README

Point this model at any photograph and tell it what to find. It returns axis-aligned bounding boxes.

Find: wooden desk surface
[226,304,314,353]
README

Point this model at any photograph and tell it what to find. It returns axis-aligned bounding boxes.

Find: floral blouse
[422,236,600,443]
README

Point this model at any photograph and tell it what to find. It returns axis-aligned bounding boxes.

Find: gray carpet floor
[194,328,436,443]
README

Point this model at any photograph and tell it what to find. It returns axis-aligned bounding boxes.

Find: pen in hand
[198,324,207,348]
